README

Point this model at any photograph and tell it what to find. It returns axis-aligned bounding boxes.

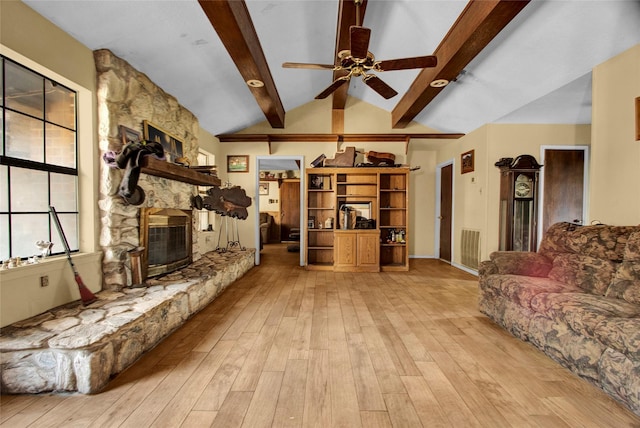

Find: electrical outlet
[40,275,49,287]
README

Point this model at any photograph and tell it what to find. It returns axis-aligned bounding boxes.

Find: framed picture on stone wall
[119,125,141,149]
[143,120,184,163]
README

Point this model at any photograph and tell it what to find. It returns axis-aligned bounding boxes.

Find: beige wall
[1,0,101,326]
[432,123,591,268]
[590,44,640,224]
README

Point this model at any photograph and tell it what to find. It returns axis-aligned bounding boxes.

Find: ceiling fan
[282,0,437,100]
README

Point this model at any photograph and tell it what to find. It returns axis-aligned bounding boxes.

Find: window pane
[0,113,4,156]
[45,80,75,130]
[10,168,48,212]
[46,123,76,168]
[0,61,4,107]
[0,214,8,260]
[11,213,49,258]
[0,165,7,212]
[5,60,44,118]
[51,213,78,253]
[50,173,77,211]
[5,110,45,162]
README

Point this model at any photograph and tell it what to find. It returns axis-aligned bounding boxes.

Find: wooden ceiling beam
[391,0,530,128]
[332,0,368,110]
[216,133,464,143]
[199,0,285,128]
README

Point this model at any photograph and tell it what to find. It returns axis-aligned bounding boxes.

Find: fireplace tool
[49,206,98,305]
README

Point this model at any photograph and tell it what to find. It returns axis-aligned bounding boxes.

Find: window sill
[0,252,101,281]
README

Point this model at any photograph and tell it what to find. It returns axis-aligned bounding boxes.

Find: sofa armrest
[484,251,552,277]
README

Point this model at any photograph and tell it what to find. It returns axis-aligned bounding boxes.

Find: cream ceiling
[23,0,640,136]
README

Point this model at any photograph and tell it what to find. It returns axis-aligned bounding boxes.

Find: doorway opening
[255,156,305,266]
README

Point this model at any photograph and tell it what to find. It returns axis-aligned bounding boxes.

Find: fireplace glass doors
[140,208,192,278]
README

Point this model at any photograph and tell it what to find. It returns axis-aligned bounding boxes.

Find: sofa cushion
[548,253,617,295]
[539,223,639,262]
[607,230,640,305]
[530,293,640,339]
[482,274,581,309]
[593,318,640,360]
[565,225,637,261]
[489,251,552,277]
[607,261,640,305]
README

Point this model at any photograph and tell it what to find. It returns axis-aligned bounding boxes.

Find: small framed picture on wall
[461,149,474,174]
[259,182,269,195]
[227,155,249,173]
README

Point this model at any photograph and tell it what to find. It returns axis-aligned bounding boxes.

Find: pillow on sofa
[538,222,577,260]
[606,230,640,304]
[548,253,617,295]
[489,251,552,277]
[564,225,639,262]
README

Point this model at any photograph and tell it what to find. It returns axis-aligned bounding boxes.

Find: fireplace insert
[140,208,192,278]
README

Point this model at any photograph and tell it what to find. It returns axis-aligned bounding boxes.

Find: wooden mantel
[216,133,465,154]
[140,156,221,186]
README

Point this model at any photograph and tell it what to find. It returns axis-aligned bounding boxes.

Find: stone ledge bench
[0,249,255,394]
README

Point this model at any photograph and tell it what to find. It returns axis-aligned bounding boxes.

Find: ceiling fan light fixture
[246,79,264,88]
[430,79,449,88]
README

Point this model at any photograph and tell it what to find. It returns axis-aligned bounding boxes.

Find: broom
[49,206,98,305]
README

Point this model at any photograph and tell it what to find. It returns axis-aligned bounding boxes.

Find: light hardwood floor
[2,244,639,427]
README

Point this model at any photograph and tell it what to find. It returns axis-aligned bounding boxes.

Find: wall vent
[461,229,481,270]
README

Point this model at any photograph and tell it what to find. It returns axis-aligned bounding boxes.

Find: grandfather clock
[496,155,542,252]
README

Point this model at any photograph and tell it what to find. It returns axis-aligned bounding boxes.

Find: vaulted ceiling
[23,0,640,136]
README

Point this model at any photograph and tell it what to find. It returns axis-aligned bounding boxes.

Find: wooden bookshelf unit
[304,167,409,272]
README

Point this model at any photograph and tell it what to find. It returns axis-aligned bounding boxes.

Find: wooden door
[439,164,453,262]
[542,149,585,234]
[280,179,300,241]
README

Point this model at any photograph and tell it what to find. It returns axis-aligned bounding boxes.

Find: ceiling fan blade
[283,62,336,70]
[362,75,398,99]
[350,26,371,59]
[376,55,438,71]
[315,77,350,99]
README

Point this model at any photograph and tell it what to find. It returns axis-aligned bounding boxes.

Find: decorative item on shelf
[308,216,315,229]
[309,174,323,189]
[35,240,53,258]
[143,120,184,164]
[362,150,396,166]
[324,146,356,167]
[310,154,326,167]
[227,155,249,173]
[324,217,334,229]
[461,149,474,174]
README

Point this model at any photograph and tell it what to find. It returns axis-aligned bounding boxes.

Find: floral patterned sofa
[479,222,640,416]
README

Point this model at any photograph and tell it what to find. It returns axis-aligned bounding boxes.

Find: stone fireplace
[95,49,204,291]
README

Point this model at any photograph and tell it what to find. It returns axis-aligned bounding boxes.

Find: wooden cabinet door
[334,232,356,270]
[357,232,379,271]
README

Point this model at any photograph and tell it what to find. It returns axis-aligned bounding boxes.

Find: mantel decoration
[227,155,249,173]
[461,149,474,174]
[143,120,184,163]
[119,125,141,148]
